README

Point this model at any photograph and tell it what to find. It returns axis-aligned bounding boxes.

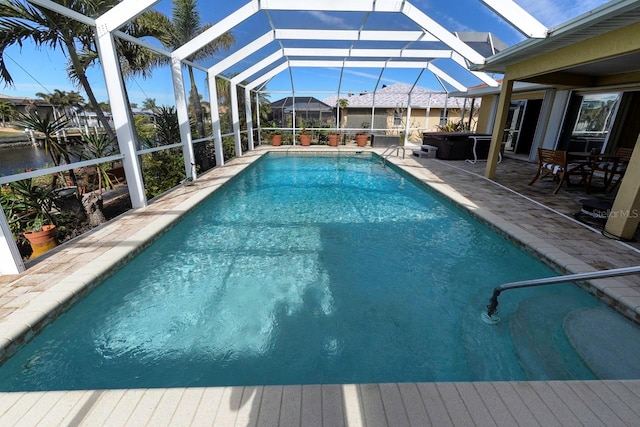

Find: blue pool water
[0,153,637,391]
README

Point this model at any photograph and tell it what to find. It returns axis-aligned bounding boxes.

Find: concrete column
[528,88,556,161]
[170,56,196,179]
[604,134,640,239]
[485,77,514,178]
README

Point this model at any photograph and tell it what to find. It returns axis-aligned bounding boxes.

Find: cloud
[515,0,609,28]
[306,11,349,29]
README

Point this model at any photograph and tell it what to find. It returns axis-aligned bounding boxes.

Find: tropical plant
[18,111,67,165]
[75,132,119,225]
[0,99,15,126]
[138,106,185,198]
[77,133,117,194]
[2,178,60,233]
[156,0,235,139]
[437,120,468,132]
[152,105,181,146]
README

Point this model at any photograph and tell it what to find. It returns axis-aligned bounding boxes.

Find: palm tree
[36,89,85,125]
[142,97,158,112]
[159,0,235,139]
[0,1,168,141]
[0,1,113,138]
[338,98,349,131]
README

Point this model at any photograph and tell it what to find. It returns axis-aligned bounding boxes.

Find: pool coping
[0,145,639,425]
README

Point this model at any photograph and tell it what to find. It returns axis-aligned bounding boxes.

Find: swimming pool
[0,153,637,391]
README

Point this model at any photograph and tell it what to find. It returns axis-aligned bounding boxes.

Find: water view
[0,145,50,177]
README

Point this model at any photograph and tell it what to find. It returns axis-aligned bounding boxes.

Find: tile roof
[323,83,473,109]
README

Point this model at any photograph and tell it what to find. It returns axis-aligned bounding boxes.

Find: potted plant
[2,179,64,259]
[328,131,340,146]
[356,122,369,147]
[299,128,311,146]
[269,129,283,146]
[355,133,368,147]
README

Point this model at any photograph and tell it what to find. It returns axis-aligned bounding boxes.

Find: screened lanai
[0,0,615,274]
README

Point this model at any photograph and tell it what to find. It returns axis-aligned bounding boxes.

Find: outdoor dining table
[568,151,623,192]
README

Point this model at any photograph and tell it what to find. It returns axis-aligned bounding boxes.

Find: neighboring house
[0,94,117,130]
[269,96,333,127]
[0,94,54,120]
[323,83,480,142]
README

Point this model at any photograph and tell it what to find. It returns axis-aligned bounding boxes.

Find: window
[573,92,620,137]
[570,92,621,153]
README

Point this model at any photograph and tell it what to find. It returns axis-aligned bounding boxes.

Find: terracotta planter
[356,134,368,147]
[328,134,340,146]
[24,224,58,259]
[270,134,282,146]
[299,134,311,146]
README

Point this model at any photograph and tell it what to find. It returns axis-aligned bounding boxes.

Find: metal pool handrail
[380,145,406,166]
[483,265,640,324]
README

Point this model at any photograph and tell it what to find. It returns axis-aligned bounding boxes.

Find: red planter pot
[299,134,311,146]
[270,134,283,146]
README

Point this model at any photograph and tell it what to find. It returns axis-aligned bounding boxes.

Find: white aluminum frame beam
[210,31,275,76]
[245,88,255,150]
[282,48,452,59]
[230,82,242,157]
[208,72,225,167]
[480,0,548,38]
[261,0,402,12]
[401,3,485,64]
[245,60,467,92]
[0,205,24,275]
[170,55,197,179]
[95,0,163,206]
[246,63,289,90]
[96,0,159,32]
[426,63,467,92]
[451,52,499,87]
[274,29,437,42]
[231,50,284,84]
[174,0,259,60]
[26,0,96,26]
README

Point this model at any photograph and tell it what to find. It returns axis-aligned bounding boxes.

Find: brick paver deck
[0,145,639,426]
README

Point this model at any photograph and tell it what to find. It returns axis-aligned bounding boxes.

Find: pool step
[564,307,640,379]
[508,295,595,380]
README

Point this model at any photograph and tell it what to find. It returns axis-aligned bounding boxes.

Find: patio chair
[529,148,589,194]
[587,147,634,193]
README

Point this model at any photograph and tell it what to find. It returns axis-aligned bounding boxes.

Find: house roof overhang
[473,0,640,87]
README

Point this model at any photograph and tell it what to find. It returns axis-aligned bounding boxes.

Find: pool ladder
[380,145,406,166]
[482,264,640,324]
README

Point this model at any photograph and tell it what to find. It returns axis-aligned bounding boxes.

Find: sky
[0,0,611,108]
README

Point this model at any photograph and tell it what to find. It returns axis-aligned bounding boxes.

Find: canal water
[0,145,53,177]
